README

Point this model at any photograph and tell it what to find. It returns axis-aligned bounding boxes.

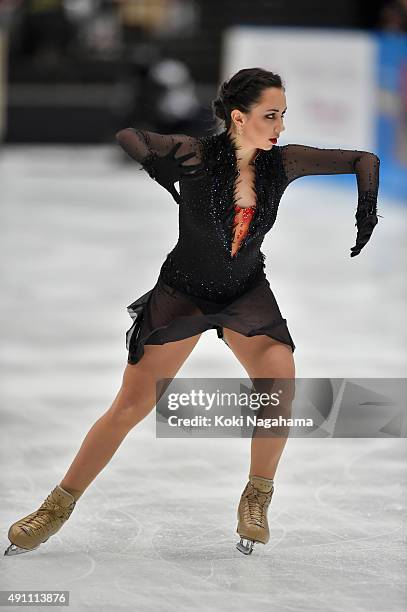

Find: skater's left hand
[142,142,205,205]
[350,204,379,258]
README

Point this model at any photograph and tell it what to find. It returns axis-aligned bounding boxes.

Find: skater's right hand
[350,212,378,257]
[142,142,205,205]
[350,195,381,257]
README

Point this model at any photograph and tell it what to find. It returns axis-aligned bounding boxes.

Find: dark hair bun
[211,67,284,129]
[212,97,226,121]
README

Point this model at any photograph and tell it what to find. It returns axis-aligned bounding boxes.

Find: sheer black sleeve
[115,128,199,167]
[281,144,380,213]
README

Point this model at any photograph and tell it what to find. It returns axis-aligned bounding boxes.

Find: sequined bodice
[158,130,290,301]
[115,126,380,303]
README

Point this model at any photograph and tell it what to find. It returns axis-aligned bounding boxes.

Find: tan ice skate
[236,475,274,555]
[4,485,76,556]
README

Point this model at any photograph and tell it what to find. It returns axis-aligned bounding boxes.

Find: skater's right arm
[279,144,381,257]
[115,128,204,205]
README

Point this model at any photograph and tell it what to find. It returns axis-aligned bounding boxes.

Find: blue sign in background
[288,32,407,204]
[377,33,407,202]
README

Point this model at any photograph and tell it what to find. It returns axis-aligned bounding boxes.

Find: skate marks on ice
[2,478,289,612]
[103,440,406,611]
[1,421,406,609]
[275,438,406,611]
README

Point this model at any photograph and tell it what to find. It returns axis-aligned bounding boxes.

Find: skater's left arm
[280,144,381,257]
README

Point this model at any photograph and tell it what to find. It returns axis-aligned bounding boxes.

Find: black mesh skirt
[125,273,295,365]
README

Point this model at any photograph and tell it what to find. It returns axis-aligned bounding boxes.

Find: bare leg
[222,328,295,479]
[59,334,202,496]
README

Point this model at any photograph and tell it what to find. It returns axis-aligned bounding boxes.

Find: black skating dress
[116,128,380,365]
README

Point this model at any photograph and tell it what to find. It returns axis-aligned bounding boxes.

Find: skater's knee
[110,361,178,429]
[109,398,154,429]
[109,378,158,429]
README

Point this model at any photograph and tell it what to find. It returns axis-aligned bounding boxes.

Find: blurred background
[0,0,406,193]
[0,1,405,168]
[1,3,406,611]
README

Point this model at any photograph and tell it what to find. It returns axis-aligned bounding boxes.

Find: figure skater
[5,67,380,557]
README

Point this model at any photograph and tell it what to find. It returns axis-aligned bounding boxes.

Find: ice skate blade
[236,537,255,555]
[4,543,40,556]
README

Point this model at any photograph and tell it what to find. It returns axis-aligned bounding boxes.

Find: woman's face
[231,86,287,150]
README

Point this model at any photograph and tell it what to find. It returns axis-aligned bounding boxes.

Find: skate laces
[19,495,75,534]
[243,484,273,526]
